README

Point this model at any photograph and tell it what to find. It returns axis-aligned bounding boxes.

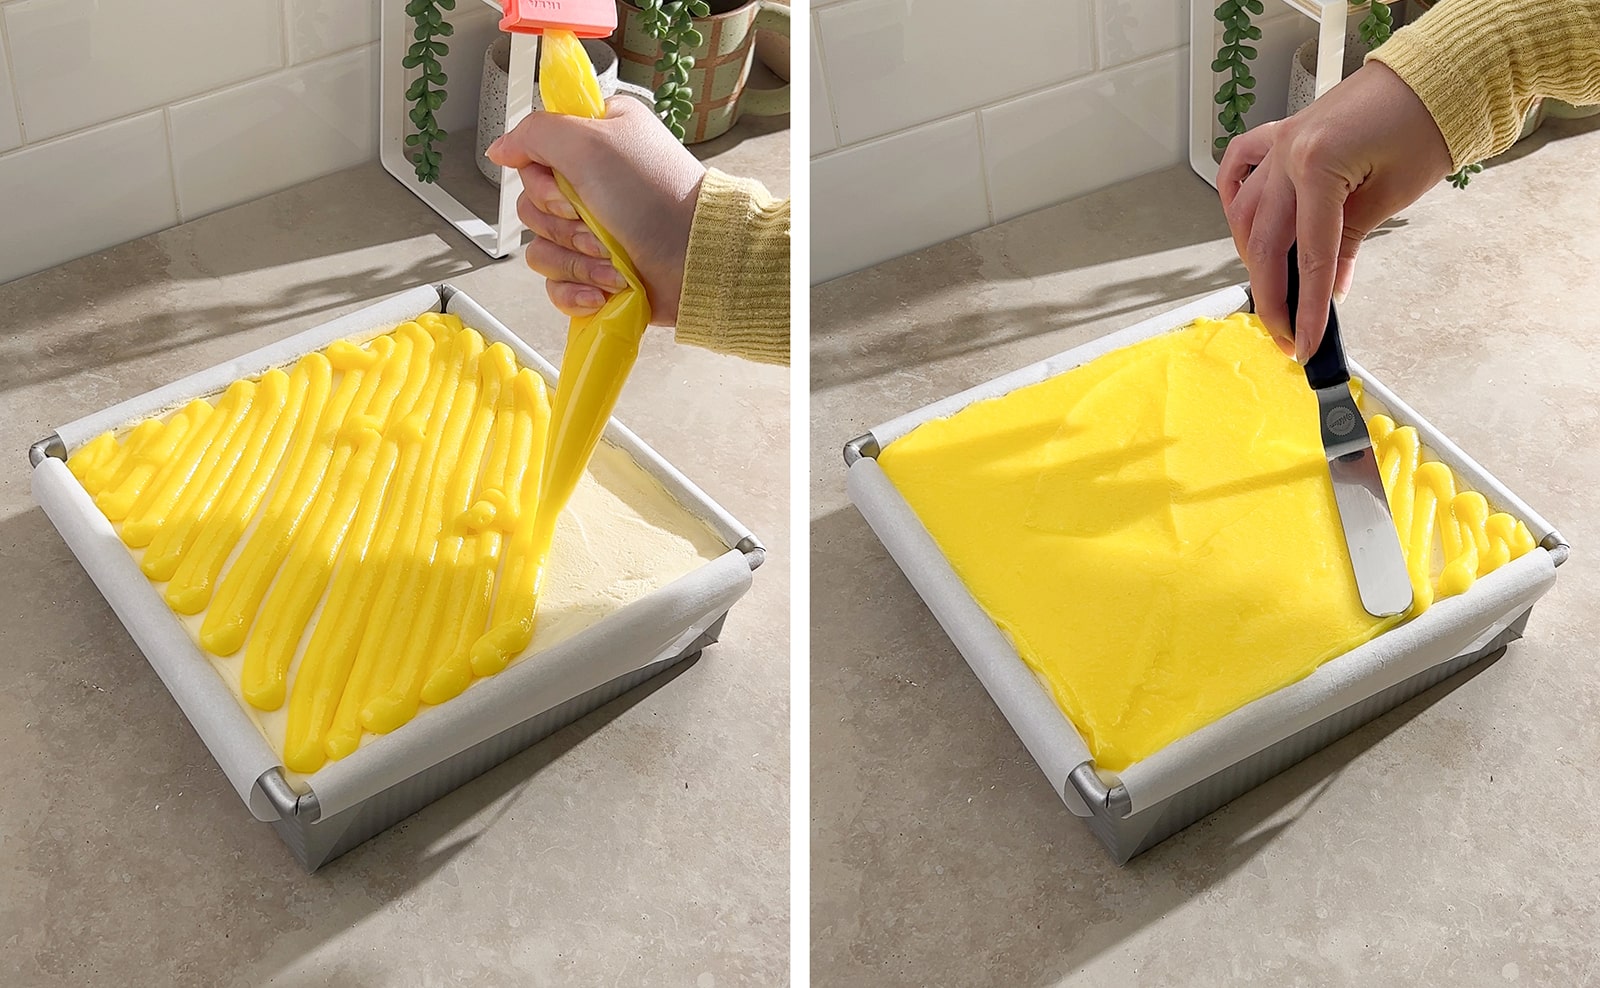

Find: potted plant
[613,0,790,144]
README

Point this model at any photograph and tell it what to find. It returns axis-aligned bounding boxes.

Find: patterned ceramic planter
[612,0,791,144]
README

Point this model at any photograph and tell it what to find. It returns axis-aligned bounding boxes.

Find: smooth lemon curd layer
[67,314,724,776]
[877,313,1535,771]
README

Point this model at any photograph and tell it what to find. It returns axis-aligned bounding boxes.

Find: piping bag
[470,20,650,675]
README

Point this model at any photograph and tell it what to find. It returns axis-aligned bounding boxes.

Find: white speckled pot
[1285,33,1372,119]
[475,35,649,185]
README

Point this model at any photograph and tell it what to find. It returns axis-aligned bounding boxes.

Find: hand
[1219,61,1453,361]
[487,96,706,327]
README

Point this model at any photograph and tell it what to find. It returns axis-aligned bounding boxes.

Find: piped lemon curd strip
[1360,410,1535,604]
[97,401,210,522]
[142,373,287,582]
[879,313,1542,771]
[166,357,320,615]
[238,338,395,711]
[469,368,552,677]
[198,354,335,656]
[361,330,505,734]
[281,325,438,773]
[89,419,164,498]
[421,350,528,705]
[67,433,118,488]
[121,380,252,548]
[322,320,465,760]
[353,323,481,723]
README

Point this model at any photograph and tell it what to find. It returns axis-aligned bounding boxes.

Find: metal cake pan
[30,283,764,871]
[845,285,1567,864]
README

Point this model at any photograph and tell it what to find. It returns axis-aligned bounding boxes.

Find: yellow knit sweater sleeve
[1367,0,1600,169]
[674,168,791,366]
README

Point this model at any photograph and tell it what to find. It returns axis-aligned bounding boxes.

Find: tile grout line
[162,107,185,224]
[811,8,843,151]
[811,45,1187,164]
[973,110,995,225]
[279,0,291,68]
[1,14,24,144]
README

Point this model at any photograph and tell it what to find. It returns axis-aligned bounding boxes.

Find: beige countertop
[0,120,789,986]
[812,119,1600,986]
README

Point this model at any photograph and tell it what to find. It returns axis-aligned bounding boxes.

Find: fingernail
[1333,288,1348,305]
[575,231,610,259]
[546,199,579,221]
[596,265,629,291]
[486,136,503,158]
[573,288,606,311]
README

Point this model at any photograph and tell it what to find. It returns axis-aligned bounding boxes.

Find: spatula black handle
[1285,242,1349,389]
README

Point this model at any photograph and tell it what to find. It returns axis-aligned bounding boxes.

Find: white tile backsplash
[0,112,178,285]
[169,45,377,220]
[817,0,1097,146]
[4,0,285,142]
[812,114,989,283]
[1095,0,1186,69]
[982,50,1185,223]
[0,1,393,284]
[0,36,21,152]
[812,0,1240,275]
[286,0,380,64]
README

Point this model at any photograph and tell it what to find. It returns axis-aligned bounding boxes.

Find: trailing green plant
[636,0,711,141]
[1447,162,1483,188]
[1212,0,1263,152]
[1214,2,1395,153]
[1357,0,1393,46]
[403,0,456,183]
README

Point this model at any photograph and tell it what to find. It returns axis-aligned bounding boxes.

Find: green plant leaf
[1245,0,1263,12]
[429,41,449,56]
[402,53,423,69]
[427,91,445,110]
[439,0,455,8]
[685,28,703,47]
[1237,44,1256,59]
[436,21,454,37]
[407,78,427,99]
[414,24,429,41]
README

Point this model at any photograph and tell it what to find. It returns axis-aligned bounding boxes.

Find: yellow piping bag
[470,28,651,673]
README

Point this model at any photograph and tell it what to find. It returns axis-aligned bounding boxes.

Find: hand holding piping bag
[470,29,654,675]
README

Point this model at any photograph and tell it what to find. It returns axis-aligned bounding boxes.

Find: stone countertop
[0,118,788,987]
[812,119,1600,986]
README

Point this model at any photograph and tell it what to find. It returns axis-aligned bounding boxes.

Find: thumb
[486,111,589,172]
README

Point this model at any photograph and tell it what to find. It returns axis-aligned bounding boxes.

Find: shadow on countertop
[0,165,497,397]
[808,503,1506,987]
[809,166,1409,394]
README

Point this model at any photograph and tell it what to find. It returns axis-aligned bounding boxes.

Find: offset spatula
[1286,244,1413,617]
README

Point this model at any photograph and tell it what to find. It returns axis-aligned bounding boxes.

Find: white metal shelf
[380,0,536,257]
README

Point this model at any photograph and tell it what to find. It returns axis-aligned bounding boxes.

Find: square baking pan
[844,285,1568,865]
[29,283,765,871]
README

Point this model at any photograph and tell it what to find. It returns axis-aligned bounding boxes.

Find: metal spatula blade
[1286,245,1413,618]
